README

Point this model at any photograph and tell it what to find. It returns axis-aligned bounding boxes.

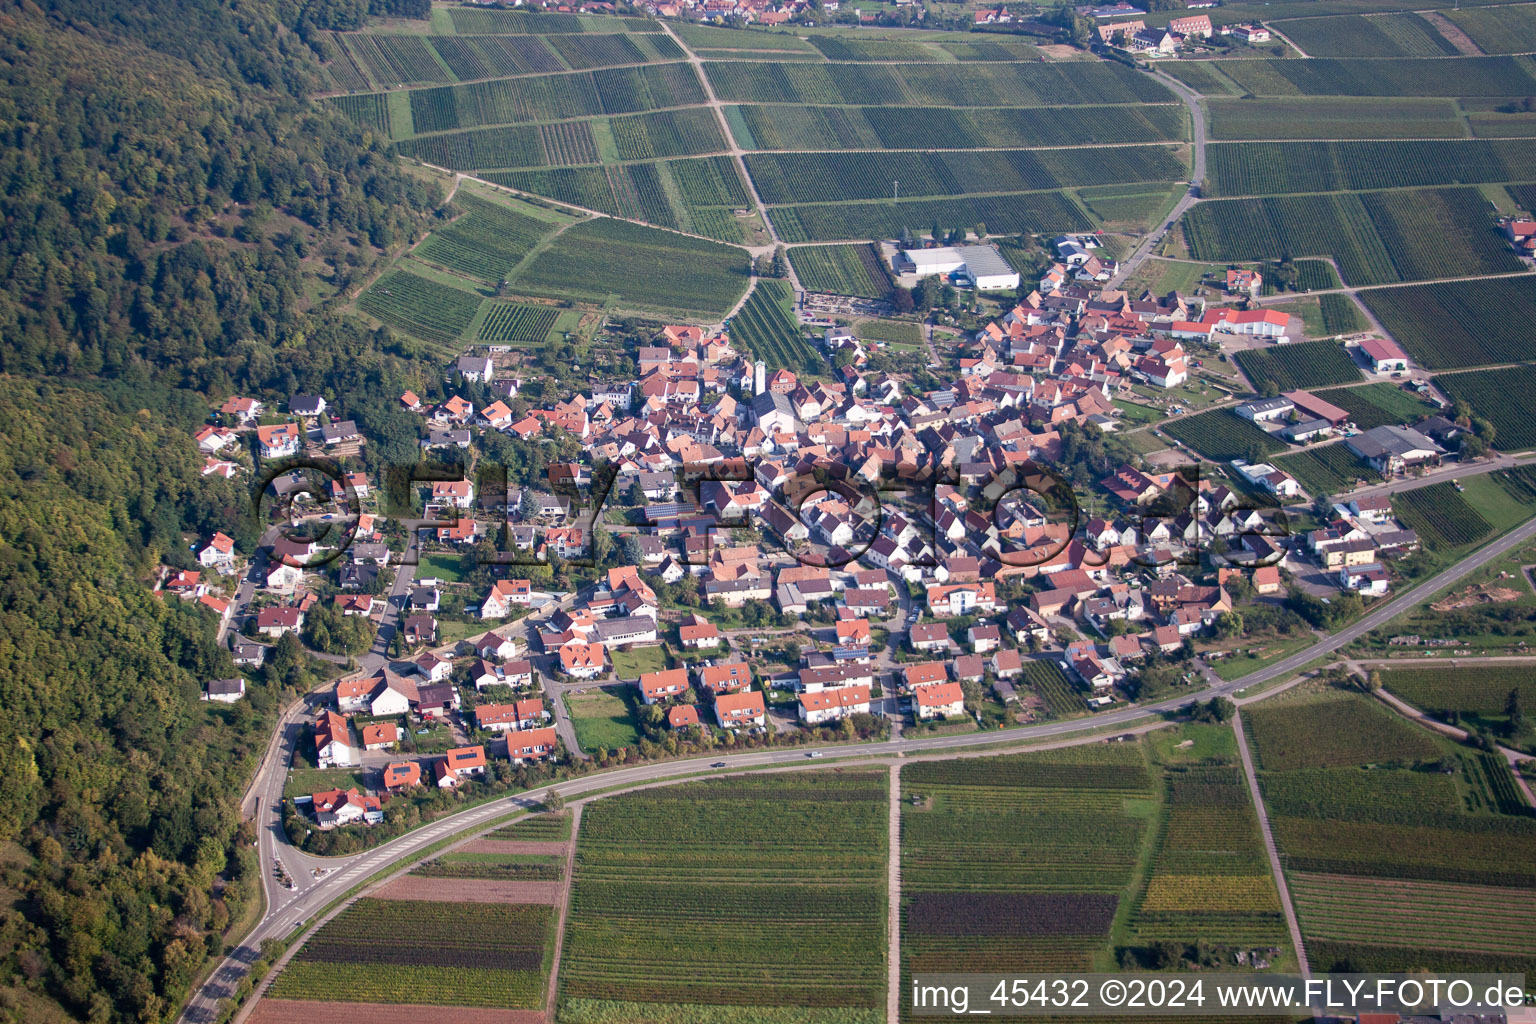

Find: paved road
[183,506,1536,1023]
[1109,68,1206,290]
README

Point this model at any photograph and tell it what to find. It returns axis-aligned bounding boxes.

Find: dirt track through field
[373,876,563,904]
[247,1000,545,1024]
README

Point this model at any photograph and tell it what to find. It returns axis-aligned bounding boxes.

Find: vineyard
[855,319,922,346]
[1244,692,1441,771]
[730,280,818,372]
[789,245,893,300]
[1435,366,1536,450]
[900,746,1152,1016]
[445,8,645,32]
[768,192,1090,243]
[1269,13,1459,58]
[1363,276,1536,371]
[1163,410,1288,462]
[1318,294,1365,334]
[1018,659,1088,716]
[559,772,887,1018]
[429,33,565,80]
[1206,97,1464,141]
[403,63,706,135]
[1380,665,1533,719]
[1273,444,1377,495]
[490,156,748,239]
[1313,383,1435,430]
[1132,766,1285,946]
[743,146,1185,205]
[413,192,566,282]
[1181,188,1522,287]
[1233,341,1361,393]
[703,59,1173,107]
[609,107,728,160]
[478,303,561,344]
[1167,55,1536,98]
[414,850,565,880]
[357,268,483,346]
[269,898,553,1007]
[1393,482,1493,550]
[728,103,1185,151]
[336,33,452,87]
[1205,139,1536,197]
[1444,3,1536,54]
[493,811,574,840]
[1291,873,1536,974]
[512,217,749,316]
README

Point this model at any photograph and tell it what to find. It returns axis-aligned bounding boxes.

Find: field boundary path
[1260,21,1311,58]
[545,804,583,1021]
[887,764,902,1024]
[659,20,804,298]
[1230,711,1310,975]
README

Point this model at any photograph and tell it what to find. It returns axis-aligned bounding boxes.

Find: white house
[913,681,966,720]
[203,677,246,703]
[315,711,356,768]
[480,579,533,619]
[198,532,237,569]
[896,244,1019,291]
[798,684,871,725]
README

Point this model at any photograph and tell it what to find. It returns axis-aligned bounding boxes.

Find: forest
[0,0,457,1019]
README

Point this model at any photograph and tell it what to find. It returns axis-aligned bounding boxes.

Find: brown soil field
[248,1000,546,1024]
[372,876,562,904]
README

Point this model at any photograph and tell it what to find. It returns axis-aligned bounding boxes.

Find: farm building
[896,245,1020,291]
[1359,337,1410,374]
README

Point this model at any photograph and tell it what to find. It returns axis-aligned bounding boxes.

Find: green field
[745,146,1185,205]
[1131,765,1287,948]
[1251,689,1536,972]
[1233,341,1361,393]
[1205,139,1536,197]
[901,744,1153,1011]
[1206,97,1466,141]
[1437,366,1536,449]
[1246,691,1441,771]
[1273,444,1378,494]
[492,811,574,841]
[512,217,749,316]
[560,772,887,1020]
[1268,13,1459,57]
[415,850,566,880]
[855,319,922,346]
[413,191,568,282]
[731,279,820,373]
[1381,664,1534,724]
[1166,55,1536,98]
[609,645,666,678]
[1444,3,1536,55]
[1393,482,1493,551]
[704,59,1173,107]
[1181,187,1523,287]
[789,244,893,299]
[727,102,1185,151]
[769,191,1091,243]
[565,686,643,752]
[1363,276,1536,370]
[269,898,555,1007]
[1313,382,1437,429]
[1164,410,1289,462]
[357,266,484,345]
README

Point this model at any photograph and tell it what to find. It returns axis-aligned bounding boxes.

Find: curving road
[182,510,1536,1024]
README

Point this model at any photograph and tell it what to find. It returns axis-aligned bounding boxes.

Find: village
[166,214,1518,843]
